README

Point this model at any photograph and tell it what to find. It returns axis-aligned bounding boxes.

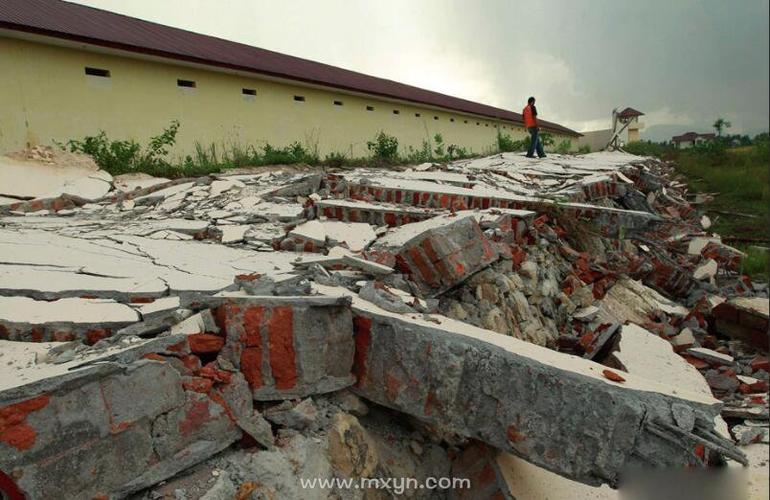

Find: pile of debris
[0,149,767,499]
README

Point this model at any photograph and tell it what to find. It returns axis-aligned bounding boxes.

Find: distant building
[0,0,579,159]
[616,107,645,143]
[671,132,715,149]
[576,107,644,152]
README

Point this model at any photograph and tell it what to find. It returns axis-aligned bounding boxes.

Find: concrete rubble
[0,149,767,498]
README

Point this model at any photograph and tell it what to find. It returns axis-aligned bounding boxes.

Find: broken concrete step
[0,264,168,301]
[0,296,140,343]
[315,198,438,227]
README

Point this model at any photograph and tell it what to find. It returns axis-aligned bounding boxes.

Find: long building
[0,0,580,160]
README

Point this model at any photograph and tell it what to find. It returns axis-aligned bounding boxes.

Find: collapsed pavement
[0,147,767,499]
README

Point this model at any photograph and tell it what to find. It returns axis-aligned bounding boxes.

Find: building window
[177,79,196,88]
[366,105,375,111]
[476,122,480,125]
[485,123,489,127]
[294,95,306,102]
[85,67,110,78]
[393,109,400,115]
[433,116,439,120]
[333,100,343,106]
[415,113,421,117]
[242,88,256,96]
[450,118,455,122]
[464,120,468,124]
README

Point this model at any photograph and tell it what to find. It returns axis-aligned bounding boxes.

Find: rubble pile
[0,150,767,499]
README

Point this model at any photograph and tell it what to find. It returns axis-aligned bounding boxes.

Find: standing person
[523,96,546,158]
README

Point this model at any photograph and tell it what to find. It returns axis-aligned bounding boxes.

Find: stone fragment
[713,297,769,351]
[693,258,718,281]
[573,305,599,322]
[264,398,318,430]
[686,347,735,366]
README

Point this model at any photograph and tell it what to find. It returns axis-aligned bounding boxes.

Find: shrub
[447,144,471,160]
[367,131,399,163]
[555,140,572,154]
[262,141,314,165]
[323,151,348,167]
[623,140,674,157]
[497,132,527,153]
[577,145,591,154]
[404,141,432,163]
[539,132,555,147]
[433,133,446,159]
[63,120,180,175]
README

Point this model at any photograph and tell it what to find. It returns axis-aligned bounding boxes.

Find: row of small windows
[82,66,508,129]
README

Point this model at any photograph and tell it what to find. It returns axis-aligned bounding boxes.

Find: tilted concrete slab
[338,289,744,486]
[0,334,267,499]
[368,213,499,295]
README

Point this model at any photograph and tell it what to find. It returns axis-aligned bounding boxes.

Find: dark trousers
[527,127,546,157]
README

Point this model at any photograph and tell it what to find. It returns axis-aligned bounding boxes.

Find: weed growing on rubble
[62,120,180,176]
[367,131,400,163]
[555,140,572,154]
[496,131,527,152]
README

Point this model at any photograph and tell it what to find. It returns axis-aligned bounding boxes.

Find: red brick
[267,307,297,390]
[188,333,225,354]
[352,315,372,388]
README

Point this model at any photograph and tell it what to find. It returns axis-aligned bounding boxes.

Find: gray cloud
[71,0,769,140]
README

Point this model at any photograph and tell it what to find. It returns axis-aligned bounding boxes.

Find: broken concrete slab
[686,347,735,367]
[0,148,108,200]
[342,289,742,486]
[0,264,168,301]
[606,324,714,401]
[713,297,770,351]
[0,296,140,343]
[598,278,689,325]
[368,214,498,295]
[0,333,264,499]
[113,173,171,193]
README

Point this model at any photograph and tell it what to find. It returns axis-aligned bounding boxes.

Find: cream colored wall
[0,37,572,160]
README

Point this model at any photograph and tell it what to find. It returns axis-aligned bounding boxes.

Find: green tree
[713,118,732,137]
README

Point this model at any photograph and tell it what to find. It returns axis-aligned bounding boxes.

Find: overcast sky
[72,0,769,140]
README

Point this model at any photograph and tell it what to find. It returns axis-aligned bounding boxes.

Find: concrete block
[213,296,355,400]
[369,214,498,296]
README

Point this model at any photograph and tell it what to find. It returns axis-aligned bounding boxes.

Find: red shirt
[523,105,537,128]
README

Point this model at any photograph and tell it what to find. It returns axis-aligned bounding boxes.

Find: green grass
[665,144,770,281]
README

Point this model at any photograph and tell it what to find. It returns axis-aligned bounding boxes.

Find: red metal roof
[616,107,644,119]
[0,0,580,137]
[671,132,715,142]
